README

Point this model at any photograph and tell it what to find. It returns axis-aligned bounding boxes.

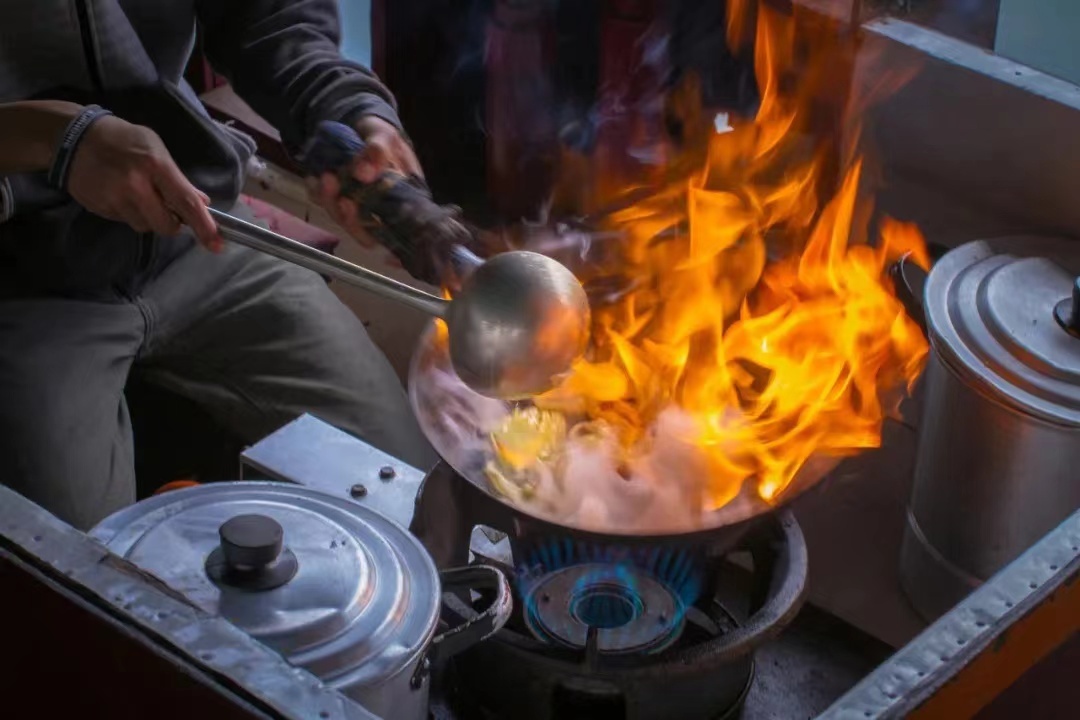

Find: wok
[407,321,837,545]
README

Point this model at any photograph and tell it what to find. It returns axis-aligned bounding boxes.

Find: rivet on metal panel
[379,466,396,481]
[349,484,368,499]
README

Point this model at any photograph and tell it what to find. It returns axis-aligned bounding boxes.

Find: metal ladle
[210,208,590,399]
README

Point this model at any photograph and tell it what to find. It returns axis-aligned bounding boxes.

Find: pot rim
[922,238,1080,429]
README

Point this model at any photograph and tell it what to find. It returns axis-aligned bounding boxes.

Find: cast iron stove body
[440,501,807,718]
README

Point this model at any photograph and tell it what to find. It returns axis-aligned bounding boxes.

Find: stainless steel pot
[89,482,512,720]
[898,238,1080,621]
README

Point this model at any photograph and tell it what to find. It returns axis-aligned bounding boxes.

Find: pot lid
[924,240,1080,427]
[89,482,440,690]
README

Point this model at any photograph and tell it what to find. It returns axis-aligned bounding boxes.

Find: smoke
[481,0,758,223]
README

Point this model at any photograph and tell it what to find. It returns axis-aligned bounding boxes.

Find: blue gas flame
[517,537,703,632]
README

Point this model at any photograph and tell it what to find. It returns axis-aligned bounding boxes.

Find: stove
[437,509,806,720]
[403,459,807,720]
[240,415,833,720]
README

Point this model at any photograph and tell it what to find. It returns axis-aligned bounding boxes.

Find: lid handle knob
[1053,276,1080,337]
[220,514,284,571]
[207,514,298,591]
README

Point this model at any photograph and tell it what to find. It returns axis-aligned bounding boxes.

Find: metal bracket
[240,414,426,529]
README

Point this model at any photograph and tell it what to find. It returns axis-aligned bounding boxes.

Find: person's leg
[0,298,143,529]
[137,238,437,470]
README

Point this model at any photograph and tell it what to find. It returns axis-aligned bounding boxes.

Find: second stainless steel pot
[90,482,512,720]
[898,238,1080,620]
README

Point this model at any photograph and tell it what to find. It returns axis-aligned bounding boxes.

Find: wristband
[47,104,113,191]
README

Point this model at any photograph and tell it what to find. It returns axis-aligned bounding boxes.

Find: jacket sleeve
[194,0,401,149]
[0,178,13,224]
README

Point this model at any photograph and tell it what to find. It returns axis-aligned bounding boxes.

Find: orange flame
[535,1,929,510]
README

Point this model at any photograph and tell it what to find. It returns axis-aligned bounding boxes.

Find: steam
[414,336,772,533]
[528,409,713,533]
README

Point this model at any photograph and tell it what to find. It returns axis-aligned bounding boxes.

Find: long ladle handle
[210,207,450,319]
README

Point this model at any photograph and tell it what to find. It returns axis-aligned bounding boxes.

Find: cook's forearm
[0,101,84,175]
[195,0,401,148]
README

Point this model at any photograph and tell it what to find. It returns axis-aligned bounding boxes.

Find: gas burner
[522,563,685,655]
[409,464,809,720]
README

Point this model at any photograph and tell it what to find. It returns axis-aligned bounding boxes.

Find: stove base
[444,607,754,720]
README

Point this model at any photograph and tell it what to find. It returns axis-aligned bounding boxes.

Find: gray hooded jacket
[0,0,400,299]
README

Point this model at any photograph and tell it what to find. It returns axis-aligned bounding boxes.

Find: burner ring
[523,563,685,654]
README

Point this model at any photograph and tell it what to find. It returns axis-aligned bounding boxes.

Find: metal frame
[819,508,1080,719]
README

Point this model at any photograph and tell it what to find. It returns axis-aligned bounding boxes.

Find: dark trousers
[0,210,435,530]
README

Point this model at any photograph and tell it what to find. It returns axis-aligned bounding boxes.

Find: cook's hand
[312,116,423,249]
[352,115,423,182]
[67,115,223,251]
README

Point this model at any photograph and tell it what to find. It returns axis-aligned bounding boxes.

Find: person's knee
[0,410,134,530]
